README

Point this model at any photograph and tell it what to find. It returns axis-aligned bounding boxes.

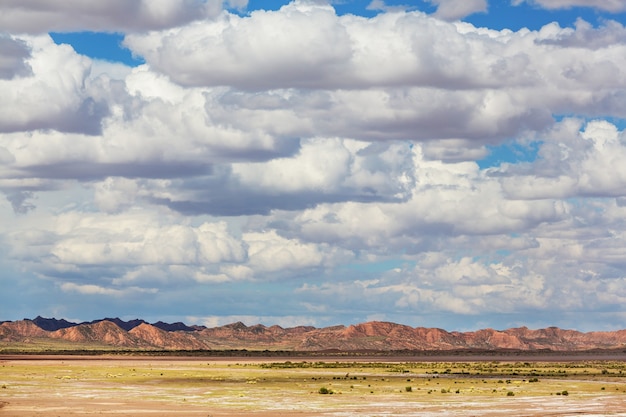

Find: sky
[1,0,626,332]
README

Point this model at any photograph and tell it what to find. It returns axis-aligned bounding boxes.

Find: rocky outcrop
[129,323,211,350]
[32,316,77,331]
[0,320,48,341]
[84,317,147,331]
[152,321,200,332]
[49,320,148,348]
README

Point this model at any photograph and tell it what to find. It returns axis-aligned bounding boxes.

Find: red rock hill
[2,318,626,351]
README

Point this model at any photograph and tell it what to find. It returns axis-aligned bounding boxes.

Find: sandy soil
[2,355,626,416]
[3,392,626,416]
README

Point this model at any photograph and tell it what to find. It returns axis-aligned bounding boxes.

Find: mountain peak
[223,321,248,330]
[31,316,77,331]
[87,317,147,331]
[152,321,198,332]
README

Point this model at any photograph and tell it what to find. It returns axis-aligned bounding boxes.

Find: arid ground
[2,355,626,416]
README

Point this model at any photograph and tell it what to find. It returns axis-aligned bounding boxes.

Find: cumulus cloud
[246,232,323,272]
[289,143,568,253]
[498,120,626,200]
[2,9,616,186]
[0,35,108,135]
[3,206,355,294]
[125,3,353,89]
[114,139,415,217]
[232,139,414,201]
[4,210,264,296]
[126,4,536,90]
[536,18,626,49]
[45,215,246,268]
[125,3,622,93]
[121,5,626,146]
[389,256,552,315]
[295,241,620,325]
[289,121,624,325]
[93,177,140,213]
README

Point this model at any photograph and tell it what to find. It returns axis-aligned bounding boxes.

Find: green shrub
[318,387,333,395]
[405,386,412,392]
[507,391,515,396]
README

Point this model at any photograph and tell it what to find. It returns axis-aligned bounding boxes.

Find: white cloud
[120,7,626,148]
[295,254,554,318]
[5,210,248,289]
[93,177,140,213]
[429,0,487,20]
[535,18,626,49]
[125,2,352,89]
[499,120,626,199]
[233,137,353,193]
[47,214,245,267]
[4,204,355,288]
[124,4,626,95]
[232,138,414,201]
[188,314,322,328]
[60,282,157,297]
[292,144,568,250]
[244,229,347,273]
[4,13,626,201]
[127,5,514,89]
[366,0,386,11]
[0,35,106,135]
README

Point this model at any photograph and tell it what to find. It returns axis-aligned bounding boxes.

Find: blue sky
[2,0,626,332]
[49,32,145,66]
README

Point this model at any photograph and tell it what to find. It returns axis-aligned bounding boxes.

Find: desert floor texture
[2,355,626,416]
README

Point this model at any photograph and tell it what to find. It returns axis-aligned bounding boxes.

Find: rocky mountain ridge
[2,317,626,352]
[24,316,201,332]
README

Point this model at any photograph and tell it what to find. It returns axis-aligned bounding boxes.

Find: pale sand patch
[3,395,626,416]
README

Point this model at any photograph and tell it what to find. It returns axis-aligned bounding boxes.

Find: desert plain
[2,354,626,416]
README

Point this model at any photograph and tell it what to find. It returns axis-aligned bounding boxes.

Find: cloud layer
[0,0,238,33]
[2,0,626,331]
[514,0,626,13]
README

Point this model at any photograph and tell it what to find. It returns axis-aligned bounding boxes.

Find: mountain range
[2,317,626,352]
